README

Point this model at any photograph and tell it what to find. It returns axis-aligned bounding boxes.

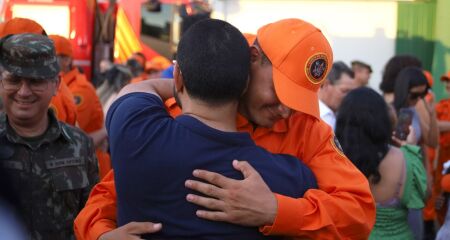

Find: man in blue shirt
[107,19,317,239]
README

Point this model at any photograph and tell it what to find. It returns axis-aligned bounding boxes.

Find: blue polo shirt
[107,93,317,239]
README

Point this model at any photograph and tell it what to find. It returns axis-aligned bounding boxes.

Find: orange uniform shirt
[74,98,375,239]
[62,68,104,133]
[430,99,450,222]
[436,99,450,147]
[62,68,111,178]
[49,80,77,125]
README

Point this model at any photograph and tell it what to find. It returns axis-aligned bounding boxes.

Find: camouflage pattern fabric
[0,33,59,79]
[0,111,98,239]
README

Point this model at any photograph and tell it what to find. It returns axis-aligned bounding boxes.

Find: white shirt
[319,99,336,131]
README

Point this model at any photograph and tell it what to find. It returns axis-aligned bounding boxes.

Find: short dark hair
[327,61,354,85]
[393,66,428,112]
[335,87,391,184]
[351,60,372,73]
[379,55,422,93]
[176,19,250,105]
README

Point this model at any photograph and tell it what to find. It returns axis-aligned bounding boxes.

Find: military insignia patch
[331,135,345,157]
[305,53,328,84]
[74,94,83,106]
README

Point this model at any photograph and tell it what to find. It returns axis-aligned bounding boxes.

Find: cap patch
[305,53,328,84]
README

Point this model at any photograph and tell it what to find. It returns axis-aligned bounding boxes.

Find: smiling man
[0,33,98,239]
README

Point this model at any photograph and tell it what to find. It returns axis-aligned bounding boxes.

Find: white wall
[211,0,398,90]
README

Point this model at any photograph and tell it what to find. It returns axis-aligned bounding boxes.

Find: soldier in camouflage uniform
[0,33,98,239]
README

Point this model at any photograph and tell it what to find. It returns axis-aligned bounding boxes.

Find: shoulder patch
[74,94,83,106]
[331,135,345,157]
[305,53,328,84]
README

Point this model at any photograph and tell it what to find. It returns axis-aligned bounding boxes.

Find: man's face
[354,67,371,86]
[239,48,291,128]
[0,71,58,123]
[57,55,72,73]
[324,73,356,112]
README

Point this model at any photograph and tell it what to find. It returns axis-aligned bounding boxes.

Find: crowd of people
[0,14,450,240]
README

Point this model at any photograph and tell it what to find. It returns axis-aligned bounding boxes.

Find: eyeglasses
[409,90,427,100]
[0,76,53,92]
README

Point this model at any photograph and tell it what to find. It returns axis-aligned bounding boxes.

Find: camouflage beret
[0,33,60,79]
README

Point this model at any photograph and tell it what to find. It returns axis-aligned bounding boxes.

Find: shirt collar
[1,111,68,150]
[163,98,289,134]
[62,67,79,86]
[319,99,334,118]
[236,113,288,134]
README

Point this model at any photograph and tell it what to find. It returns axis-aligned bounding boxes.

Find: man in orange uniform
[0,18,77,125]
[128,52,149,83]
[434,71,450,223]
[74,19,375,239]
[49,34,110,179]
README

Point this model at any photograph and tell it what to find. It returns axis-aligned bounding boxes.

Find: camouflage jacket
[0,111,98,240]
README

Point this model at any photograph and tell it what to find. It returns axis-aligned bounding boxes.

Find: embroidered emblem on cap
[305,53,328,84]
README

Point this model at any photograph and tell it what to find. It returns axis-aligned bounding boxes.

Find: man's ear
[173,63,184,92]
[250,46,261,64]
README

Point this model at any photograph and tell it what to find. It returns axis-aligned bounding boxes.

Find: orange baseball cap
[243,33,256,46]
[441,71,450,81]
[49,35,73,58]
[423,70,433,87]
[257,18,333,119]
[0,18,46,37]
[145,55,171,71]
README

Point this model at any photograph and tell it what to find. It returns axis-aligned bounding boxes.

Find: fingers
[185,179,224,199]
[191,169,236,188]
[186,193,226,210]
[195,210,229,222]
[232,160,257,178]
[125,222,162,234]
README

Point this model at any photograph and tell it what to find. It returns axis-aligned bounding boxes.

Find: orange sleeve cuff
[90,219,117,240]
[259,193,305,236]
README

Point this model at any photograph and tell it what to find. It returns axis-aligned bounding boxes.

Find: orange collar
[61,68,79,87]
[165,97,288,134]
[236,113,288,134]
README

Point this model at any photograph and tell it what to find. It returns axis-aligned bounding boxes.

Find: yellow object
[114,7,143,63]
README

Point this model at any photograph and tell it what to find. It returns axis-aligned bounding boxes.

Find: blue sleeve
[160,65,174,78]
[106,92,170,153]
[274,154,318,198]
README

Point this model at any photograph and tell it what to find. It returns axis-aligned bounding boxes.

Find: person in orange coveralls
[49,34,110,179]
[433,71,450,223]
[74,19,375,240]
[0,18,77,125]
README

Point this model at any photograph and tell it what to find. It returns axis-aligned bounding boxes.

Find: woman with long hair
[393,66,439,238]
[336,87,427,239]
